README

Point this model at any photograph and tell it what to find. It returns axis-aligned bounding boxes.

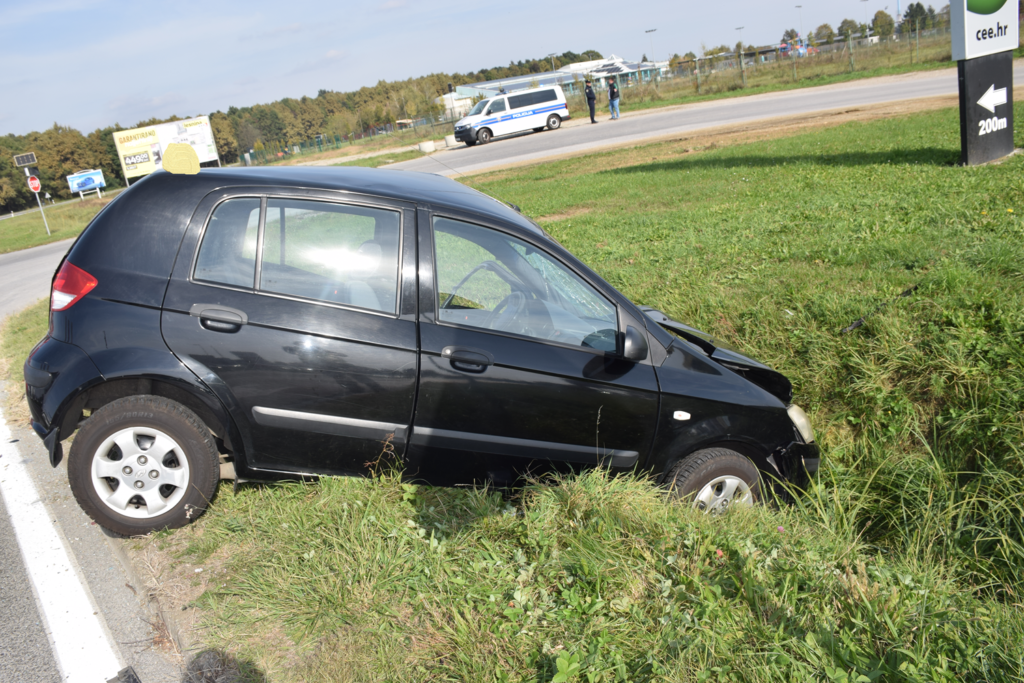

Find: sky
[0,0,912,137]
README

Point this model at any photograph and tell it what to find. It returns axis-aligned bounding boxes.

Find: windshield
[468,99,490,116]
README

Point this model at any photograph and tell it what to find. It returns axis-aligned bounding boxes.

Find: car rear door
[160,187,418,476]
[407,211,660,485]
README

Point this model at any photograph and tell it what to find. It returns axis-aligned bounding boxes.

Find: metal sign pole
[34,191,51,236]
[952,0,1018,166]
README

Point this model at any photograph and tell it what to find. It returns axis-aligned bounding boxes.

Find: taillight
[51,261,98,311]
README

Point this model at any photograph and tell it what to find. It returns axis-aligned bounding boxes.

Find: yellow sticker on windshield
[162,143,201,175]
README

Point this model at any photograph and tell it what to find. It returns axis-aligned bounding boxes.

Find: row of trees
[664,2,953,66]
[803,3,949,47]
[1,50,603,214]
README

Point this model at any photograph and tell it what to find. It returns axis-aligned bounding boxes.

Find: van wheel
[666,448,759,514]
[68,395,220,536]
[477,129,492,144]
[533,127,545,133]
[465,140,477,147]
[546,115,562,130]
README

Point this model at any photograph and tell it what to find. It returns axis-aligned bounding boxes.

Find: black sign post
[957,50,1015,166]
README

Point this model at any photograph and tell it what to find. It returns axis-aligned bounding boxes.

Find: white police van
[453,85,569,146]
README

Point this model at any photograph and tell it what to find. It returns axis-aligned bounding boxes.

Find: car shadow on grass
[183,648,266,683]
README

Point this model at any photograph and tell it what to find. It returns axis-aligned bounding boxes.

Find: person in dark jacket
[608,77,620,119]
[584,79,597,123]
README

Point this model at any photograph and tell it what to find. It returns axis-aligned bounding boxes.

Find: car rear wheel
[666,448,759,514]
[477,128,492,144]
[546,115,561,130]
[68,395,220,536]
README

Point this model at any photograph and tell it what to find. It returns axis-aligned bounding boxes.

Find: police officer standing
[608,76,620,120]
[585,79,597,124]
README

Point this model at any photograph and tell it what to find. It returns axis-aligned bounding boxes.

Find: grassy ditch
[3,106,1024,681]
[0,195,115,254]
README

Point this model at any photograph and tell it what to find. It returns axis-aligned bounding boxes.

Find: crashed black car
[24,167,818,535]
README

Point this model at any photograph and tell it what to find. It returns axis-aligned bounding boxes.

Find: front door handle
[441,346,494,373]
[190,304,248,333]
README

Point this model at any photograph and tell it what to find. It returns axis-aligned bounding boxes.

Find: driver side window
[433,217,618,352]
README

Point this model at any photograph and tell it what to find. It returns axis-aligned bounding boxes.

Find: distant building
[434,93,475,119]
[456,54,669,99]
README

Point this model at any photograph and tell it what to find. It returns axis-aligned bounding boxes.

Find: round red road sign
[28,176,41,193]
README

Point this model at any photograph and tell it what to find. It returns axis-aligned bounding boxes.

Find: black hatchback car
[24,167,818,535]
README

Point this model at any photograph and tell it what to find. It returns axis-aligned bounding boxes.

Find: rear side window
[508,90,557,109]
[260,199,401,314]
[194,198,260,288]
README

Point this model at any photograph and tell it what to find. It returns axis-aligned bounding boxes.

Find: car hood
[639,307,793,404]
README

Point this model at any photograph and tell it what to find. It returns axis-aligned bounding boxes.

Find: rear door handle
[190,304,248,333]
[441,346,494,373]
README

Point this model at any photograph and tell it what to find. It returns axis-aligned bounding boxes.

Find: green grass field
[330,148,425,168]
[0,195,116,254]
[3,105,1024,682]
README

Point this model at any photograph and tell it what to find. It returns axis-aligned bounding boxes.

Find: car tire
[67,395,220,536]
[477,128,492,144]
[666,448,759,514]
[533,127,545,133]
[546,115,561,130]
[465,140,477,147]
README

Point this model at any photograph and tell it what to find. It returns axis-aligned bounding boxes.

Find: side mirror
[623,325,649,362]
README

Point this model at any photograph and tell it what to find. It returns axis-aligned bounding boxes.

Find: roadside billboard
[67,169,106,193]
[113,116,218,180]
[951,0,1020,60]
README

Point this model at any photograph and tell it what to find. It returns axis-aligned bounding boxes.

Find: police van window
[468,99,490,116]
[488,99,507,114]
[535,89,557,104]
[194,198,261,288]
[508,93,532,109]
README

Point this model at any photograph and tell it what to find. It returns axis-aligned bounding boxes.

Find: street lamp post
[645,28,657,63]
[861,0,871,35]
[795,5,803,38]
[546,52,557,71]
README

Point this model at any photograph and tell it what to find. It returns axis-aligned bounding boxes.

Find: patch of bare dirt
[535,206,594,223]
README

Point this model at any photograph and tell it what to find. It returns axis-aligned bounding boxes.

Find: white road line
[0,411,122,683]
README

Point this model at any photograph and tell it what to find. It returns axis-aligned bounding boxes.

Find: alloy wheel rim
[692,475,753,515]
[90,426,190,519]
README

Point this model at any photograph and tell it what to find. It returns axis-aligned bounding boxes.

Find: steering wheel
[484,291,528,332]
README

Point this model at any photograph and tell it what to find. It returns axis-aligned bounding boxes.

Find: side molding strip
[409,427,638,467]
[252,406,407,442]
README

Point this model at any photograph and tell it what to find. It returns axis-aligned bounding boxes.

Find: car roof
[150,166,547,238]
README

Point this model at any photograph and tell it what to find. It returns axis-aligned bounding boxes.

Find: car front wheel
[68,395,220,535]
[477,128,492,144]
[666,448,759,514]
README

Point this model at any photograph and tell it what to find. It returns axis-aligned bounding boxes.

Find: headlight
[787,404,815,444]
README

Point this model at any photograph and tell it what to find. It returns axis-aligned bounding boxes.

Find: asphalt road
[392,65,1023,176]
[0,239,73,321]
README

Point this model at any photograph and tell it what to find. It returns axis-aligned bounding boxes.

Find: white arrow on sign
[977,84,1007,114]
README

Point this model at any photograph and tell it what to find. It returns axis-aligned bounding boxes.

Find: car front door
[161,189,418,476]
[408,213,660,485]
